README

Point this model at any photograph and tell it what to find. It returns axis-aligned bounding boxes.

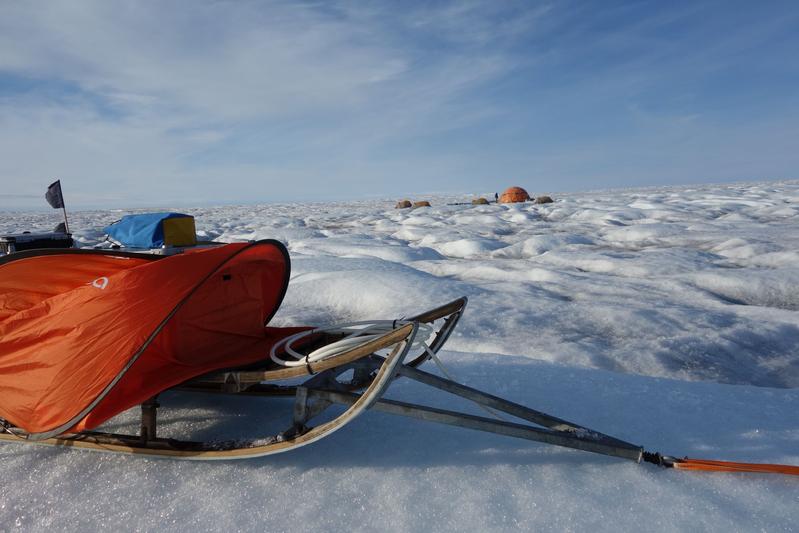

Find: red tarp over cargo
[0,241,301,439]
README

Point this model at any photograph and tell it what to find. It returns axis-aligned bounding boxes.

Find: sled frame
[0,296,643,462]
[0,323,419,459]
[0,299,467,459]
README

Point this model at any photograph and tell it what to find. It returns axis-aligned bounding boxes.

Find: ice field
[1,180,798,531]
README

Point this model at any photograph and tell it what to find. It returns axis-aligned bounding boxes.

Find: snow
[2,180,798,531]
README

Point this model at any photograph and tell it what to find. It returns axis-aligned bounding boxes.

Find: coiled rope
[269,320,436,368]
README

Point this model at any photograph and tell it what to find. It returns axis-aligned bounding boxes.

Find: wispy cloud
[1,0,540,207]
[0,1,797,208]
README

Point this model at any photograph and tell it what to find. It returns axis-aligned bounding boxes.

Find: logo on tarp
[91,277,109,290]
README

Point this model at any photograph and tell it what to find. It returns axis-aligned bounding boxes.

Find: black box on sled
[0,232,74,254]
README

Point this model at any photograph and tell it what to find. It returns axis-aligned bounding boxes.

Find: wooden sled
[0,296,644,462]
[4,246,796,476]
[0,299,479,459]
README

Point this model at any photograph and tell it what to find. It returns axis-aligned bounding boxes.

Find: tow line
[642,451,799,476]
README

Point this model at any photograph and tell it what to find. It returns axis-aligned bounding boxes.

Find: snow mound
[491,234,594,258]
[689,269,799,310]
[434,238,507,258]
[275,256,474,325]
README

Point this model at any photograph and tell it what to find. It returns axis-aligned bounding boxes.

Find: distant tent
[104,213,197,248]
[499,187,530,204]
[472,197,489,205]
[395,200,412,209]
[412,201,431,208]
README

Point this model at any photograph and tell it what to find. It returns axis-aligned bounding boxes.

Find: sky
[1,0,798,209]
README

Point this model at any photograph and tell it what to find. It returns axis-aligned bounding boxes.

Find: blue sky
[1,0,798,209]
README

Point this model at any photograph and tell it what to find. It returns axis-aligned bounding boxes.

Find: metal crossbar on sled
[0,240,646,461]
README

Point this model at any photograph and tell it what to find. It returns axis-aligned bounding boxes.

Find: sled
[1,306,643,463]
[3,243,798,478]
[0,241,644,462]
[0,296,643,462]
[0,299,471,458]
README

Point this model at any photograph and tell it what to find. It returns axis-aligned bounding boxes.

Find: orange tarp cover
[499,186,530,204]
[0,241,296,438]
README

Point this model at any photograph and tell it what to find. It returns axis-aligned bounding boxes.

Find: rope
[642,450,799,476]
[671,458,799,476]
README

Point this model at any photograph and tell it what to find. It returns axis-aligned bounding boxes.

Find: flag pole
[62,204,70,234]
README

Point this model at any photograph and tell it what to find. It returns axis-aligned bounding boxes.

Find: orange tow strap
[672,458,799,476]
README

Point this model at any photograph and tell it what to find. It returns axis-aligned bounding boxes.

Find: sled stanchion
[406,297,467,367]
[140,397,159,442]
[293,387,310,428]
[292,386,333,428]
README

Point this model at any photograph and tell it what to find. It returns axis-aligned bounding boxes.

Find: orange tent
[0,241,306,439]
[499,186,530,204]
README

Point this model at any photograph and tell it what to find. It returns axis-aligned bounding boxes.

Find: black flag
[45,180,65,209]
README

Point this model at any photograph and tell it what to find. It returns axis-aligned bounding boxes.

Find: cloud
[0,2,404,120]
[0,0,540,207]
[0,1,797,209]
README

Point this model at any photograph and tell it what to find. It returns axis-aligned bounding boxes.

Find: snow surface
[2,180,798,531]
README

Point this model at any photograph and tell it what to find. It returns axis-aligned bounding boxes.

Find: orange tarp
[0,242,296,438]
[499,186,530,204]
